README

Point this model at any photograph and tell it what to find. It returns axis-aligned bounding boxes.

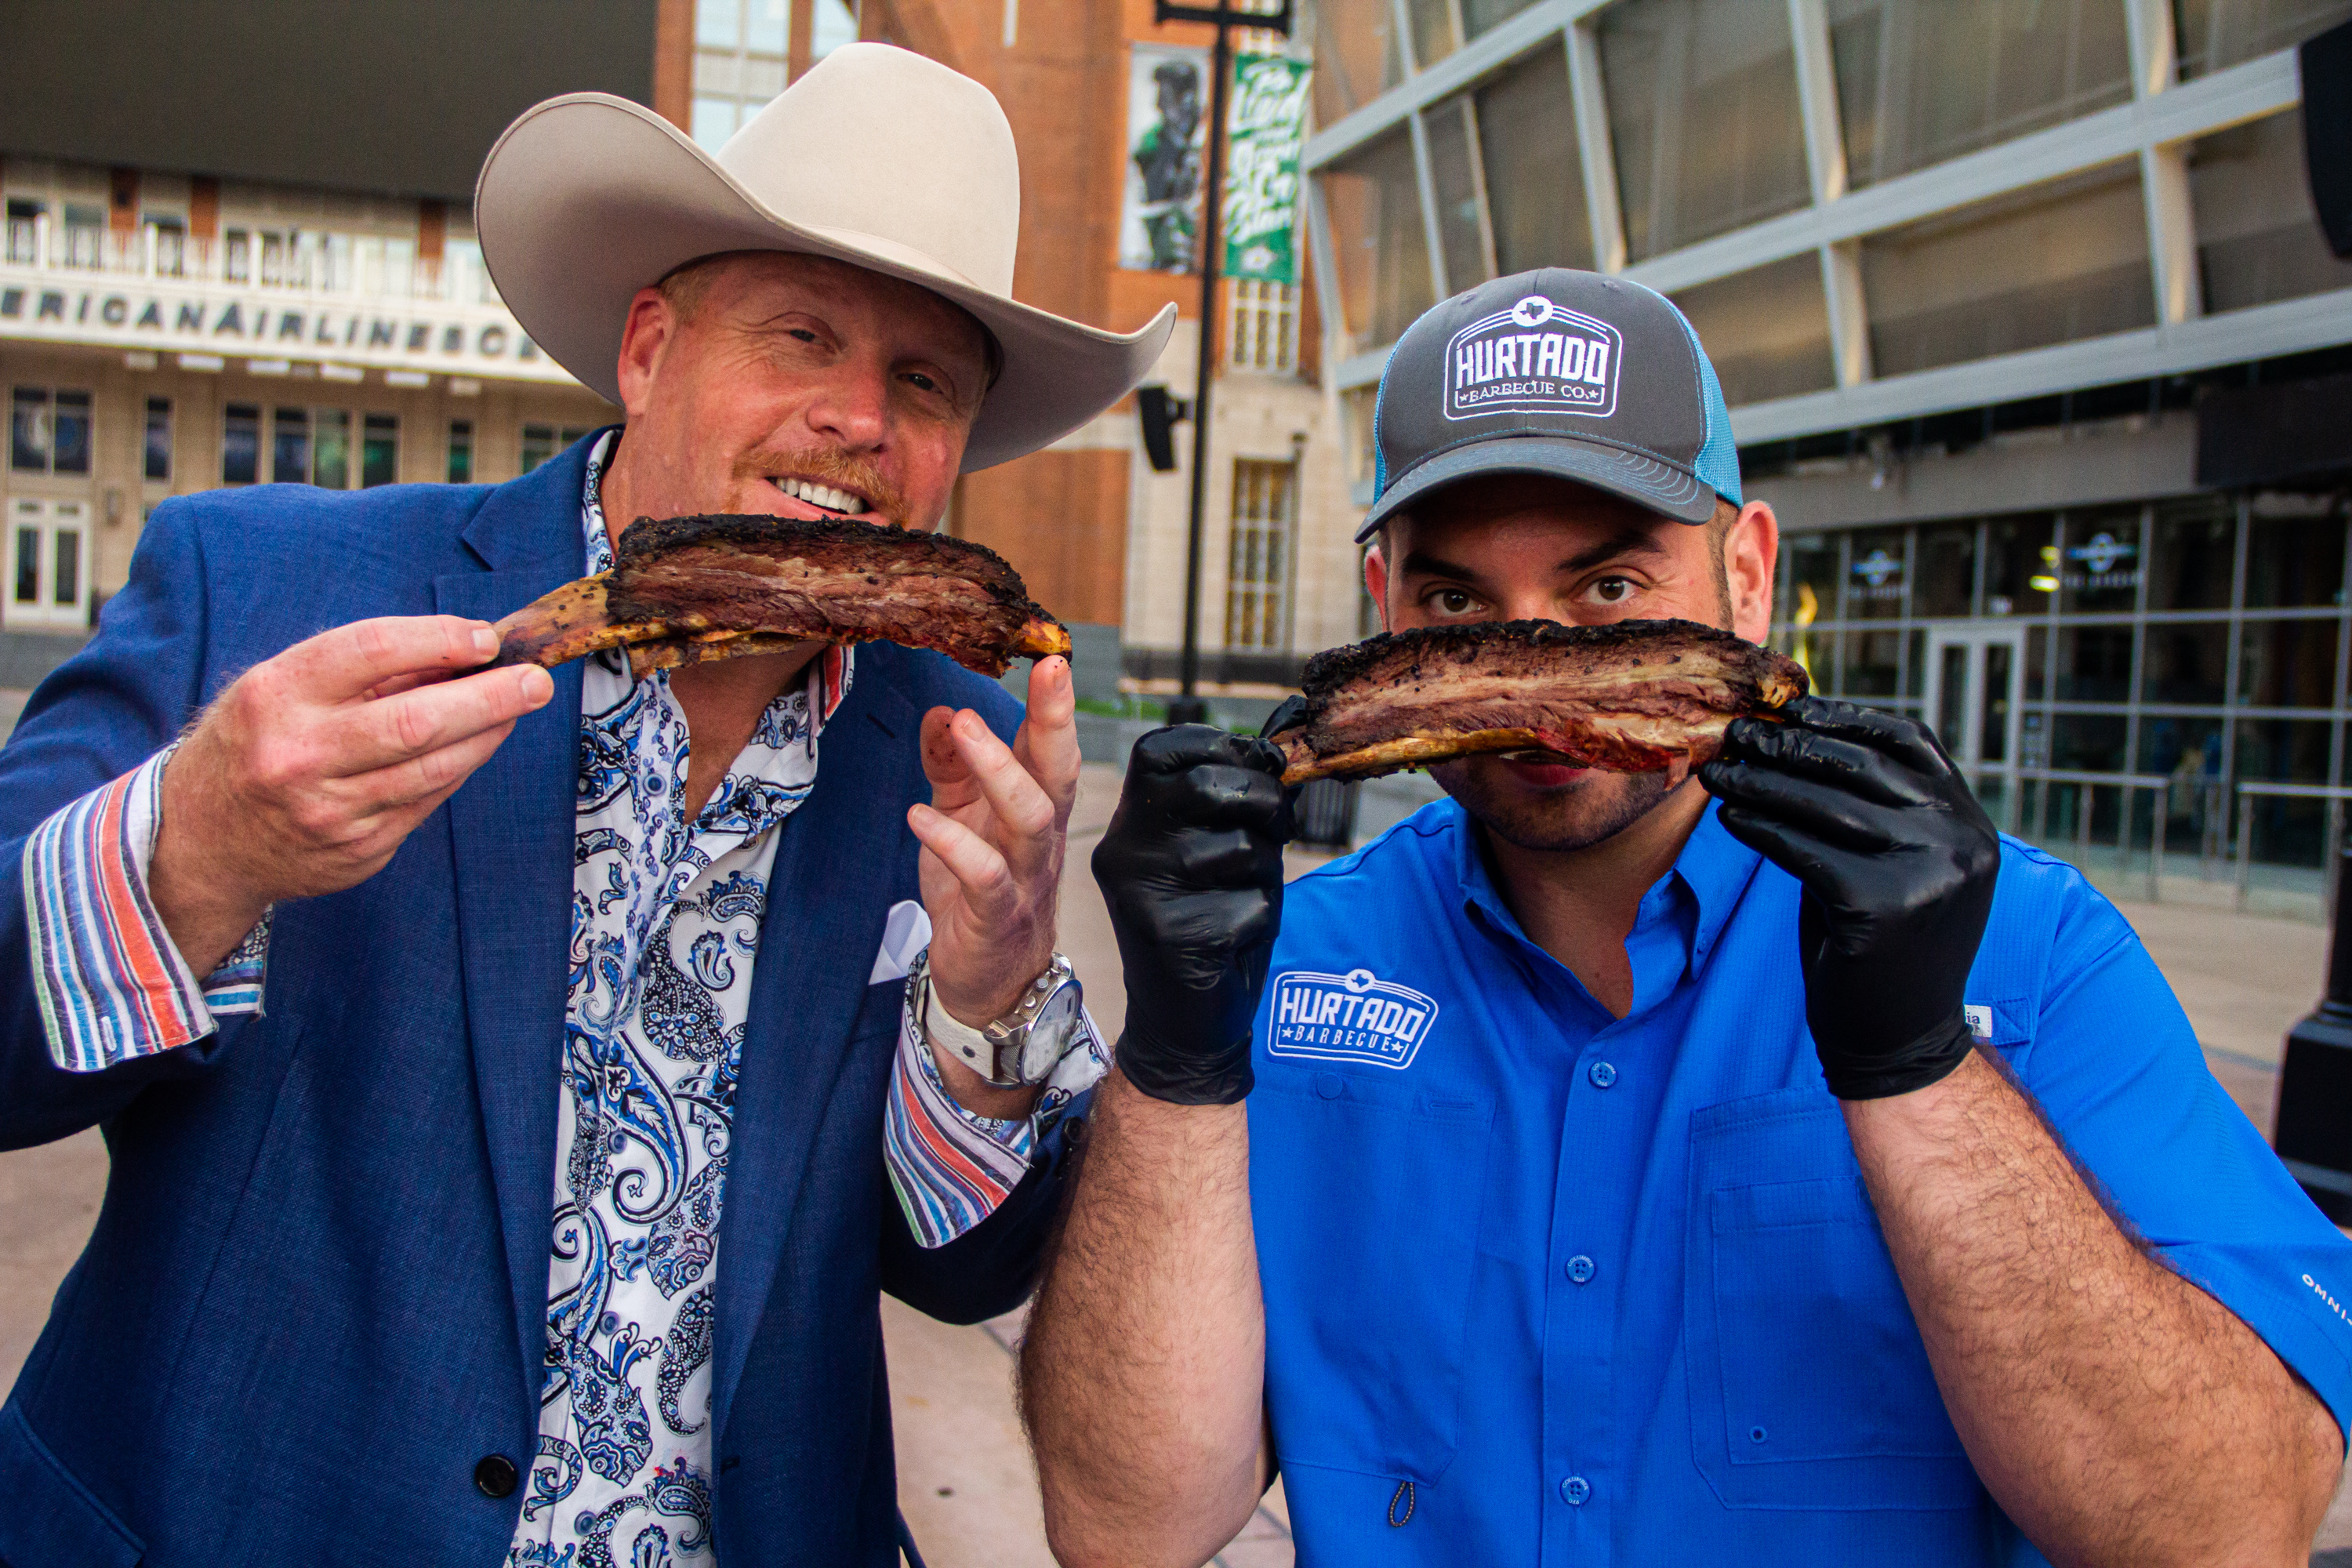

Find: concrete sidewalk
[0,760,2340,1563]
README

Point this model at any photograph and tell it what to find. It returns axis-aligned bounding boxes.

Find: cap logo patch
[1266,967,1439,1070]
[1443,296,1621,423]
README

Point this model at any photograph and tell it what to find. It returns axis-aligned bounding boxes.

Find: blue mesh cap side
[1624,279,1742,510]
[1369,350,1394,502]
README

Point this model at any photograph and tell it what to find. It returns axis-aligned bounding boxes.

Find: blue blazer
[0,435,1071,1566]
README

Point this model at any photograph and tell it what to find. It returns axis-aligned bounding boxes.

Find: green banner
[1222,53,1312,285]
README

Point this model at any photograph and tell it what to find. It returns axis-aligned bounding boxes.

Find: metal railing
[1991,768,2350,910]
[2,213,494,306]
[2234,782,2352,913]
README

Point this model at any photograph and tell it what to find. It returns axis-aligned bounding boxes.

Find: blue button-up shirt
[1249,796,2352,1566]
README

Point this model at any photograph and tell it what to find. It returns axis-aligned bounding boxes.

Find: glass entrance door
[1924,625,2026,829]
[6,497,90,631]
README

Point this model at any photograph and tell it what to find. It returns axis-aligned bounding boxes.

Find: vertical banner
[1120,44,1210,273]
[1221,53,1312,285]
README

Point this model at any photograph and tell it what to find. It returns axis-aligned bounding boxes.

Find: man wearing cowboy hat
[0,45,1171,1567]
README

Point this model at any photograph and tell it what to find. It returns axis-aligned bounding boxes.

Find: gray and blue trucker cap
[1355,268,1742,543]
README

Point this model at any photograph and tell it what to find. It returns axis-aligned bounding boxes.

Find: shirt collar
[1449,791,1765,976]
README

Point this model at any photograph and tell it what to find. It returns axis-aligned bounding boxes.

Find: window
[2187,110,2352,315]
[1599,0,1810,260]
[144,398,172,481]
[1826,0,2132,191]
[523,425,597,473]
[223,404,260,485]
[1228,280,1299,373]
[6,198,41,264]
[1312,0,1407,126]
[694,0,792,152]
[274,407,311,485]
[315,411,352,489]
[448,420,474,484]
[10,388,92,475]
[1225,459,1298,652]
[2173,0,2352,78]
[363,414,399,488]
[7,497,91,630]
[224,229,252,283]
[1425,96,1492,291]
[1477,45,1592,277]
[1860,162,2154,376]
[146,216,187,277]
[1671,255,1836,406]
[1319,127,1433,356]
[61,204,103,269]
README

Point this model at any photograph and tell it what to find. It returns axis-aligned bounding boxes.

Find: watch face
[1015,984,1084,1083]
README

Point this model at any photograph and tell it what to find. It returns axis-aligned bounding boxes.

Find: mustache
[734,448,906,522]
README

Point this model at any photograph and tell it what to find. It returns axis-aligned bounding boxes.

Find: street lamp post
[1155,0,1291,728]
[2274,829,2352,1221]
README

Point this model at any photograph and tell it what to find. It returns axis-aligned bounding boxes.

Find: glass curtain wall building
[1306,0,2352,898]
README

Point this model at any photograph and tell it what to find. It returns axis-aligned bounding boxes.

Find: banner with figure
[1120,44,1210,273]
[1222,53,1312,285]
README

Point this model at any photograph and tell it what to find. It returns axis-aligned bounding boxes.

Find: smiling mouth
[769,475,873,516]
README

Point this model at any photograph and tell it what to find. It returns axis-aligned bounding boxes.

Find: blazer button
[475,1454,520,1499]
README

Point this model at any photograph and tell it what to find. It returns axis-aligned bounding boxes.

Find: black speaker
[1136,385,1188,474]
[2304,18,2352,260]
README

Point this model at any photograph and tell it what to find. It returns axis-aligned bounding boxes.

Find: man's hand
[151,615,554,975]
[1699,696,1999,1100]
[908,655,1080,1040]
[1091,726,1291,1106]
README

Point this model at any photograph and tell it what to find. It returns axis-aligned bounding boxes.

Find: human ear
[1363,544,1392,633]
[613,288,680,421]
[1729,501,1778,644]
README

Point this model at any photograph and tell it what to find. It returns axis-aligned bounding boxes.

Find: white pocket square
[870,899,933,985]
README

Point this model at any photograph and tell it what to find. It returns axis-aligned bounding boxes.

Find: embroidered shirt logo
[1268,967,1439,1070]
[1443,295,1621,423]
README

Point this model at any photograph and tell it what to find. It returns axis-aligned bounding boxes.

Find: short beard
[1436,762,1674,855]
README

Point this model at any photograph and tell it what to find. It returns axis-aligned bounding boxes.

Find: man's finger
[946,709,1058,868]
[322,663,551,777]
[1698,760,1901,852]
[908,800,1018,920]
[341,717,521,819]
[1716,724,1938,809]
[277,615,503,702]
[1011,656,1081,815]
[1140,763,1289,831]
[1780,697,1954,776]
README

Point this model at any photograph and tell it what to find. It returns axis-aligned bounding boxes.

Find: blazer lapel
[710,670,918,1440]
[436,442,601,1403]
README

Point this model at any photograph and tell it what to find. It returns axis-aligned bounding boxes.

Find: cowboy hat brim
[474,92,1177,474]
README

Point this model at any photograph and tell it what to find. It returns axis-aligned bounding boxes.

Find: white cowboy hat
[474,42,1176,473]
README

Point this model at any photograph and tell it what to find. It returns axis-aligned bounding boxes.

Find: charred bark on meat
[1273,618,1808,784]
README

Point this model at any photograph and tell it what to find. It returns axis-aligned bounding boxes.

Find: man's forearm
[1018,1071,1269,1568]
[1847,1049,2339,1568]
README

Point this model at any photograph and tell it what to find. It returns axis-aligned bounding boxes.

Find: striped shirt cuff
[883,985,1110,1249]
[24,750,270,1074]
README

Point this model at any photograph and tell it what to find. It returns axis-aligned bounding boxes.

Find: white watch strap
[920,966,993,1070]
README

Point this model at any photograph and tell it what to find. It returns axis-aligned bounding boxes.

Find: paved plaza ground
[2,758,2348,1563]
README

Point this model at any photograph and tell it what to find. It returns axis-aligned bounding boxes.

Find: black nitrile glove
[1698,697,2000,1101]
[1092,725,1294,1105]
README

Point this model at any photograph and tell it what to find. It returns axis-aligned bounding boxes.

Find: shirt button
[1314,1072,1344,1100]
[1559,1475,1590,1506]
[474,1454,519,1499]
[1587,1061,1617,1088]
[1565,1254,1596,1284]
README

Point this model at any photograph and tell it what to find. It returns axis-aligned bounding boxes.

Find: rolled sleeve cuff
[883,981,1110,1249]
[23,749,270,1073]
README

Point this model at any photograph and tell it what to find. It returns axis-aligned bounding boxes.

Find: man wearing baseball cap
[1023,270,2352,1566]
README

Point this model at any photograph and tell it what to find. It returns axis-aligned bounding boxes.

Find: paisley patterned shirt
[21,431,1106,1566]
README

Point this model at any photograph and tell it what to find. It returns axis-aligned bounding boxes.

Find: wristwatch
[907,948,1085,1089]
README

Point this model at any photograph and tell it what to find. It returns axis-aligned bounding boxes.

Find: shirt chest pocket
[1684,1089,1981,1512]
[1250,1078,1493,1486]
